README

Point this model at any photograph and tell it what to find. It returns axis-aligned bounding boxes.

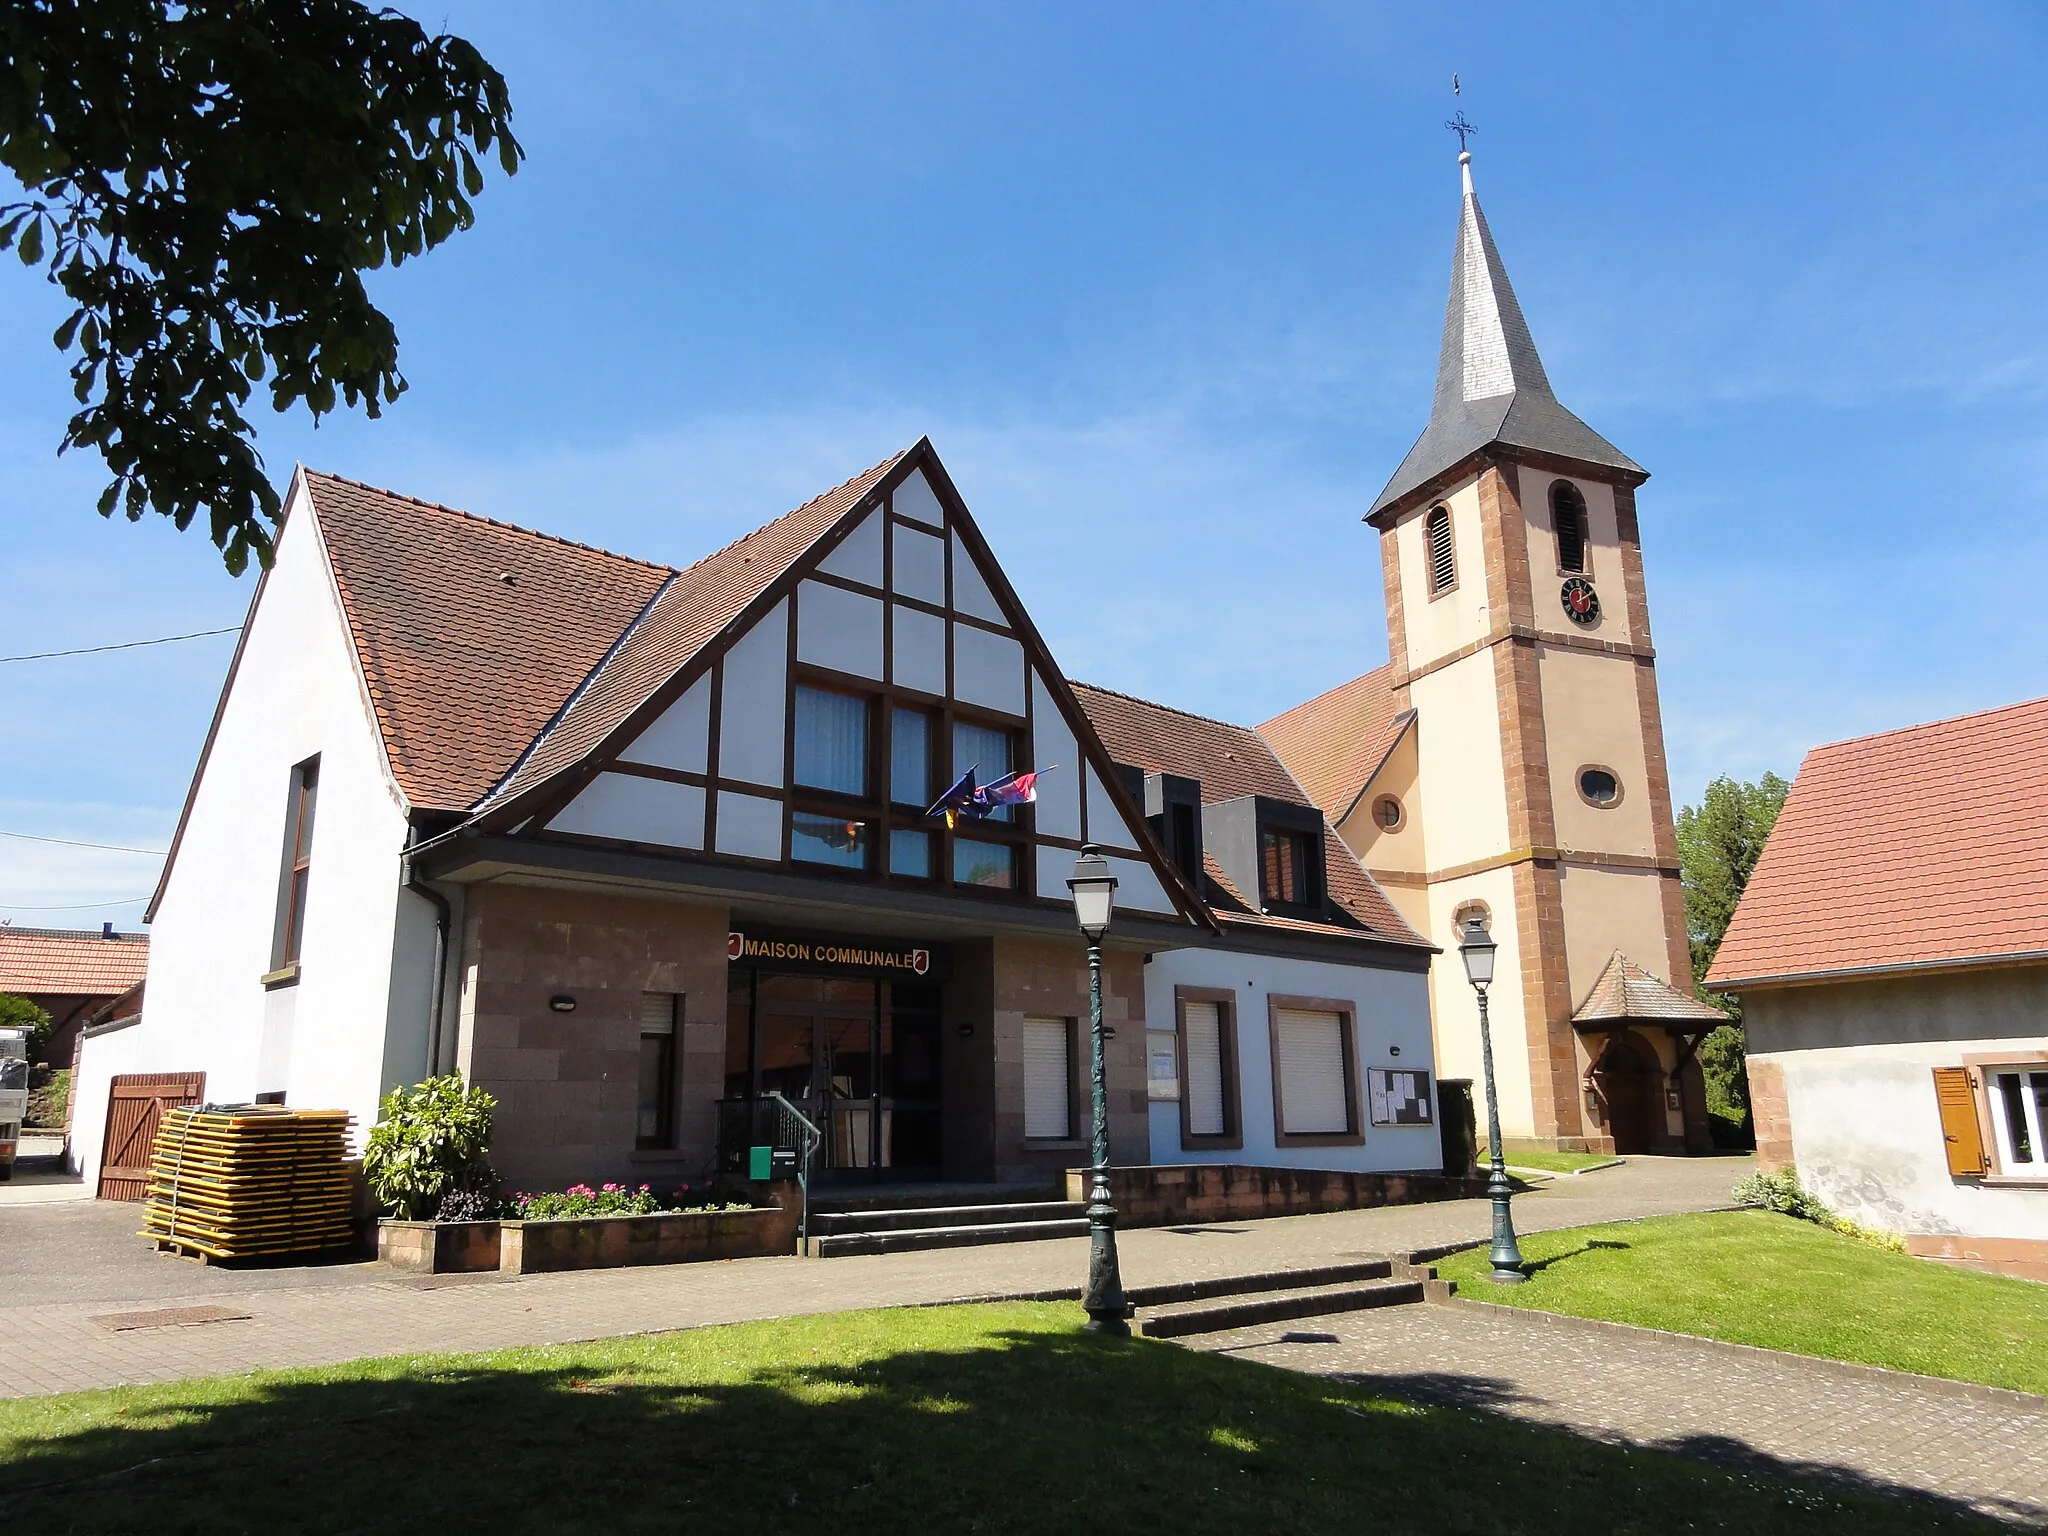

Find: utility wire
[0,829,168,856]
[0,625,240,664]
[0,896,149,910]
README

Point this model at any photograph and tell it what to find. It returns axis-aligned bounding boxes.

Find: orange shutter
[1931,1067,1986,1177]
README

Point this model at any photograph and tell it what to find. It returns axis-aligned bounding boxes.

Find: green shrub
[362,1076,497,1220]
[507,1182,752,1220]
[0,993,53,1064]
[25,1068,68,1129]
[1731,1165,1904,1252]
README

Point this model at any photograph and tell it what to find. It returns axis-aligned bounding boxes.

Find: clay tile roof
[1256,665,1410,823]
[1707,694,2048,989]
[0,927,150,996]
[484,449,908,810]
[306,472,673,812]
[1574,951,1724,1026]
[1069,682,1424,947]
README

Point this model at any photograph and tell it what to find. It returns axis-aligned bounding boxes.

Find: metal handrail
[764,1090,823,1255]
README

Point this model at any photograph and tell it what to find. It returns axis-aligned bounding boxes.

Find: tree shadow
[0,1313,2014,1533]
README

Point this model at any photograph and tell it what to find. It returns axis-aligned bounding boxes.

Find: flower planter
[378,1218,502,1274]
[498,1204,797,1275]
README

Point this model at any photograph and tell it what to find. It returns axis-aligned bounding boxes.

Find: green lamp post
[1068,844,1129,1334]
[1459,914,1527,1284]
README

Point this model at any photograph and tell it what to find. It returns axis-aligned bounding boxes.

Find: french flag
[978,768,1043,809]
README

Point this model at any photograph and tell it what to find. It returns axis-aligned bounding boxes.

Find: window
[1269,1001,1360,1141]
[890,707,932,806]
[1577,766,1621,807]
[1169,801,1201,886]
[794,685,869,796]
[1022,1016,1072,1138]
[1260,827,1312,906]
[1990,1067,2048,1167]
[1177,989,1240,1148]
[1372,795,1403,831]
[889,828,932,877]
[952,718,1014,820]
[1551,480,1589,574]
[953,838,1016,889]
[792,812,871,869]
[272,757,319,973]
[637,992,678,1149]
[1425,505,1455,593]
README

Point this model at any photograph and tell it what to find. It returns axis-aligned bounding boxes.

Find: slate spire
[1369,152,1641,519]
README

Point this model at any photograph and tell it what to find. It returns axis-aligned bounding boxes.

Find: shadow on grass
[1522,1238,1632,1275]
[0,1310,2016,1534]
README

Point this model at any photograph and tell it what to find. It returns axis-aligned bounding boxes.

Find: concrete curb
[1438,1294,2048,1412]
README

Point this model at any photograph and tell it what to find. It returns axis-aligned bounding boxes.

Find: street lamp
[1459,914,1527,1285]
[1068,844,1129,1335]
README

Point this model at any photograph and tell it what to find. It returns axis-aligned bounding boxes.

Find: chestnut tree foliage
[0,0,522,573]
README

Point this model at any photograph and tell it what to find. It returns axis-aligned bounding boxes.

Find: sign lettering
[727,930,932,977]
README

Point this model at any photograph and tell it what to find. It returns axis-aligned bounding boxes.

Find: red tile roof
[1574,951,1724,1025]
[1257,665,1409,823]
[1070,682,1424,947]
[0,928,150,997]
[483,451,907,811]
[307,472,672,812]
[1708,694,2048,988]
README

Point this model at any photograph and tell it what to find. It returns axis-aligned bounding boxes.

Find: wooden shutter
[1932,1067,1986,1177]
[1426,506,1455,592]
[1183,1001,1227,1138]
[97,1072,206,1201]
[1023,1017,1071,1139]
[1275,1008,1348,1134]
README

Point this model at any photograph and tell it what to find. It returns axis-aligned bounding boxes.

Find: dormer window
[1551,481,1588,574]
[1425,505,1456,594]
[1260,826,1313,907]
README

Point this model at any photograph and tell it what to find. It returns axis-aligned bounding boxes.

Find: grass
[1499,1148,1623,1174]
[1439,1210,2048,1394]
[0,1303,2004,1532]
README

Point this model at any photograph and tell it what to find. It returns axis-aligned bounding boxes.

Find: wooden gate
[97,1072,205,1201]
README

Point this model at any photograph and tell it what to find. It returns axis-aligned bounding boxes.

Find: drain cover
[89,1304,253,1332]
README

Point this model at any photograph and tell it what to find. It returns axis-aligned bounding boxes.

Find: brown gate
[97,1072,205,1201]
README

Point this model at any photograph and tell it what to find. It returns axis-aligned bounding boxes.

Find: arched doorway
[1592,1031,1663,1154]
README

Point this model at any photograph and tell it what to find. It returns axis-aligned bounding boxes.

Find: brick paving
[0,1156,1741,1396]
[1196,1302,2048,1528]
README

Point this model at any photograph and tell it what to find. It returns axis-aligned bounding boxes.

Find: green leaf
[18,217,44,266]
[51,310,83,350]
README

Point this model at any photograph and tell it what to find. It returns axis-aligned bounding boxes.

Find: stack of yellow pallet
[141,1105,357,1261]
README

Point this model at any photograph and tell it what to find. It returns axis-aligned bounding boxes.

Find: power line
[0,625,241,664]
[0,895,149,910]
[0,829,167,856]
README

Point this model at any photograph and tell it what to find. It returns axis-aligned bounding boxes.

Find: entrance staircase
[810,1183,1087,1257]
[1125,1258,1436,1338]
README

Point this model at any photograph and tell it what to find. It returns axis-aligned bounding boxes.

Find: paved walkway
[0,1156,1740,1396]
[1199,1303,2048,1528]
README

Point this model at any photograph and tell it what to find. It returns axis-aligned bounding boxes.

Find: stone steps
[1137,1276,1426,1339]
[812,1200,1085,1237]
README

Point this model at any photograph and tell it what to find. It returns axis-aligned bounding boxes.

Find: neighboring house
[1255,151,1708,1154]
[73,441,1438,1198]
[1708,696,2048,1280]
[0,925,150,1066]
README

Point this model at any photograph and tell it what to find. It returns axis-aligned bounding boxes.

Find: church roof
[1707,694,2048,990]
[1370,155,1641,520]
[1574,951,1724,1027]
[1256,664,1411,824]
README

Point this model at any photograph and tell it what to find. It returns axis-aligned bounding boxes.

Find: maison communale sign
[727,930,935,978]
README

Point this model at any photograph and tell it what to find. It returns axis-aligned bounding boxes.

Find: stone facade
[456,883,730,1191]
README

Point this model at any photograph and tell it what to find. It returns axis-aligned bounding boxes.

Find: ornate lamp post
[1459,914,1526,1285]
[1068,845,1129,1335]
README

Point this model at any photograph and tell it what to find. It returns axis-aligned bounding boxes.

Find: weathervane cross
[1445,109,1477,154]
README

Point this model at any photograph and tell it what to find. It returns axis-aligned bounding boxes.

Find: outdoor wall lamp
[548,995,577,1013]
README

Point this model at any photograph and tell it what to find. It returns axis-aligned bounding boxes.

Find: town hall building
[72,148,1709,1200]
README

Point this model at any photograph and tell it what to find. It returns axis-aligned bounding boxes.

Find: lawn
[1438,1210,2048,1394]
[1500,1148,1623,1175]
[0,1303,2002,1533]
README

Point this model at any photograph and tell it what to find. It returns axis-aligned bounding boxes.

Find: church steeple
[1370,151,1641,518]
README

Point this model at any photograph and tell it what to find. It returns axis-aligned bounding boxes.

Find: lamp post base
[1081,1190,1130,1336]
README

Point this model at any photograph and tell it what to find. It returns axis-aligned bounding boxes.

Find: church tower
[1263,149,1714,1153]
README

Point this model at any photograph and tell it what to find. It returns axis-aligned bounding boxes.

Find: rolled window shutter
[1932,1067,1986,1176]
[640,992,676,1035]
[1275,1008,1349,1134]
[1023,1017,1071,1139]
[1183,1002,1226,1137]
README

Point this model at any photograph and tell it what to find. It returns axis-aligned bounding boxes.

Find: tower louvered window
[1425,506,1455,593]
[1552,481,1588,574]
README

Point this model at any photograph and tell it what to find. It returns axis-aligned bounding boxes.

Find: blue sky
[4,2,2047,929]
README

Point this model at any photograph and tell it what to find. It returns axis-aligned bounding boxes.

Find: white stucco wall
[75,480,430,1184]
[1762,1039,2048,1242]
[1144,947,1438,1172]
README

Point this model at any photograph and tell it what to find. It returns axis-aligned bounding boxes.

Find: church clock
[1560,577,1601,627]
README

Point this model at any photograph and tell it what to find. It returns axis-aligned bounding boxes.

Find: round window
[1373,795,1403,831]
[1578,767,1621,807]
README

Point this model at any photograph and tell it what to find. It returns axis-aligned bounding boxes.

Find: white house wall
[1146,948,1436,1171]
[79,484,426,1181]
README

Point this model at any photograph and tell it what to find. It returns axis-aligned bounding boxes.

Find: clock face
[1560,577,1601,627]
